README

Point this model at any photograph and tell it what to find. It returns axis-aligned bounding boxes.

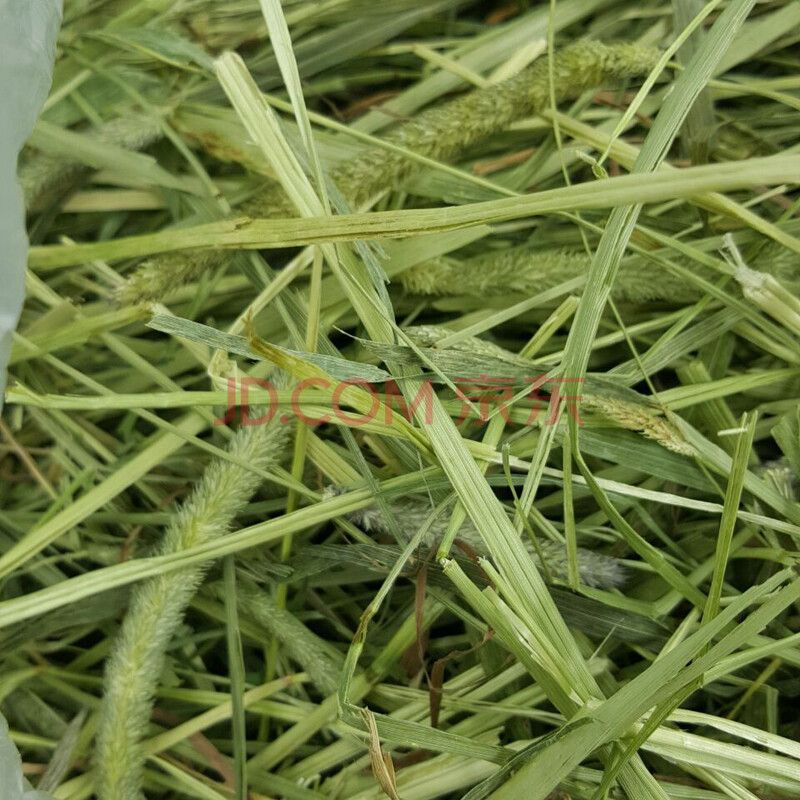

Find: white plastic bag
[1,710,55,798]
[0,0,62,412]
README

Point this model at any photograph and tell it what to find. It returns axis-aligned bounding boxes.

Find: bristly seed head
[327,487,626,590]
[117,40,661,305]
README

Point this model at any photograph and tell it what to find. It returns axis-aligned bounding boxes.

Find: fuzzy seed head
[95,411,292,800]
[119,40,660,303]
[335,489,626,590]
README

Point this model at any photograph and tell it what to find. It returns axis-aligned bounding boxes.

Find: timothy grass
[2,0,800,799]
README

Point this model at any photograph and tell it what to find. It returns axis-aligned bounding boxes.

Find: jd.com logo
[215,374,584,427]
